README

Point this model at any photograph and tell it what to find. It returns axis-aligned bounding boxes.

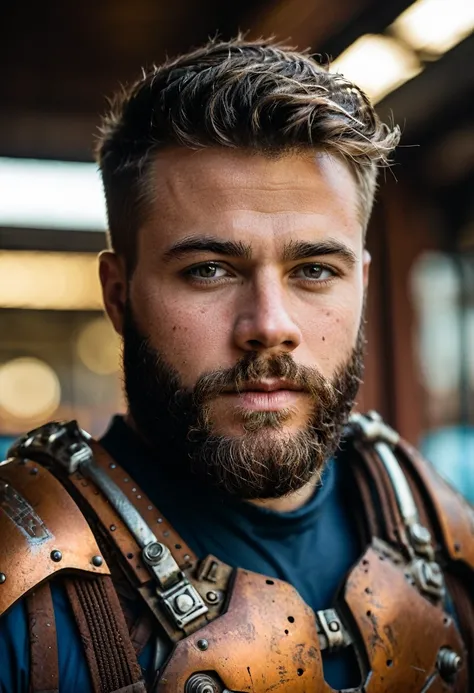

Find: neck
[248,476,319,513]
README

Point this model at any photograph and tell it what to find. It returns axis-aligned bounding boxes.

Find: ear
[99,251,127,336]
[362,249,371,289]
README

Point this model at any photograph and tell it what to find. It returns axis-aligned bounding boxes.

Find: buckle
[160,579,209,629]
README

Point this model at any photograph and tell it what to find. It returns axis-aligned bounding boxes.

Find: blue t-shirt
[0,416,363,691]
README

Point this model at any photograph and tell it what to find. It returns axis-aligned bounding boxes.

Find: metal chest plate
[155,541,467,693]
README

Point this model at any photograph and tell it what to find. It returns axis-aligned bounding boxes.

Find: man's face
[101,148,369,497]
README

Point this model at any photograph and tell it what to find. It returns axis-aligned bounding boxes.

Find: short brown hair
[97,37,400,271]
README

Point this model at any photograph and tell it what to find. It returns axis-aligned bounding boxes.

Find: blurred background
[0,0,473,500]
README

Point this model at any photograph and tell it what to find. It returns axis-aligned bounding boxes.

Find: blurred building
[1,0,473,499]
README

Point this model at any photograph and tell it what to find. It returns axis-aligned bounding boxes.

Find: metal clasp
[316,609,352,652]
[141,540,208,627]
[8,421,93,474]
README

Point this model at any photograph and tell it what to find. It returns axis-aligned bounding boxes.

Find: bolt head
[50,550,62,562]
[91,555,103,567]
[197,638,209,651]
[438,647,463,679]
[175,593,195,614]
[410,523,431,545]
[142,541,165,565]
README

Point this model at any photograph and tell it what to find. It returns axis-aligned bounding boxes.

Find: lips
[227,379,304,394]
[220,380,305,412]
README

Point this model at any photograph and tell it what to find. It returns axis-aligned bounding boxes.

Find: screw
[50,550,62,562]
[91,555,103,567]
[437,647,462,680]
[0,573,6,584]
[197,638,209,651]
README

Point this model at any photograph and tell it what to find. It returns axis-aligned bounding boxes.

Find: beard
[122,301,365,500]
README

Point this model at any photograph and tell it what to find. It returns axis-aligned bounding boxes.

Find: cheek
[300,299,361,374]
[130,278,231,385]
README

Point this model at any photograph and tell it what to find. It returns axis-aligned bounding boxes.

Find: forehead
[140,148,363,256]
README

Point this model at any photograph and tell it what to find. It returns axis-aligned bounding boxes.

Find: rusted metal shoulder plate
[398,439,474,572]
[0,458,109,615]
[344,543,467,693]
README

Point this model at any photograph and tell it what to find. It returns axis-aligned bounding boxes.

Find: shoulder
[0,455,109,617]
[397,438,474,572]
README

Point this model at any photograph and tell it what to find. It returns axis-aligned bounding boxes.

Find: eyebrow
[163,236,252,262]
[282,239,357,266]
[162,235,357,267]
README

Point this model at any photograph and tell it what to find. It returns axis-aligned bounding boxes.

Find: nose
[233,276,302,354]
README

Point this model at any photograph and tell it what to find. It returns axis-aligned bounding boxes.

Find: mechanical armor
[0,412,473,693]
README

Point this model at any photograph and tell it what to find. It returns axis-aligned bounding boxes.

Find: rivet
[147,505,152,511]
[137,494,142,499]
[197,638,209,651]
[50,550,62,562]
[110,524,116,531]
[157,518,163,523]
[175,593,195,614]
[123,477,129,482]
[206,591,219,603]
[91,555,103,567]
[328,621,340,632]
[131,487,137,492]
[30,467,38,475]
[109,463,116,469]
[0,573,6,584]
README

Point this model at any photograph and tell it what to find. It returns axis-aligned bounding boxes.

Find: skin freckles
[100,147,370,507]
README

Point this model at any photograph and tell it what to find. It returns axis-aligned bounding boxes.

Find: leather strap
[65,575,144,693]
[26,581,59,693]
[66,441,196,591]
[353,441,411,554]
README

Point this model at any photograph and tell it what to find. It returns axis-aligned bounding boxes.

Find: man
[0,38,473,693]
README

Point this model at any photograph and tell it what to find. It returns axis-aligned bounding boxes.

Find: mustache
[191,352,337,407]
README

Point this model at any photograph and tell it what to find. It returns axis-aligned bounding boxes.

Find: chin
[210,413,306,438]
